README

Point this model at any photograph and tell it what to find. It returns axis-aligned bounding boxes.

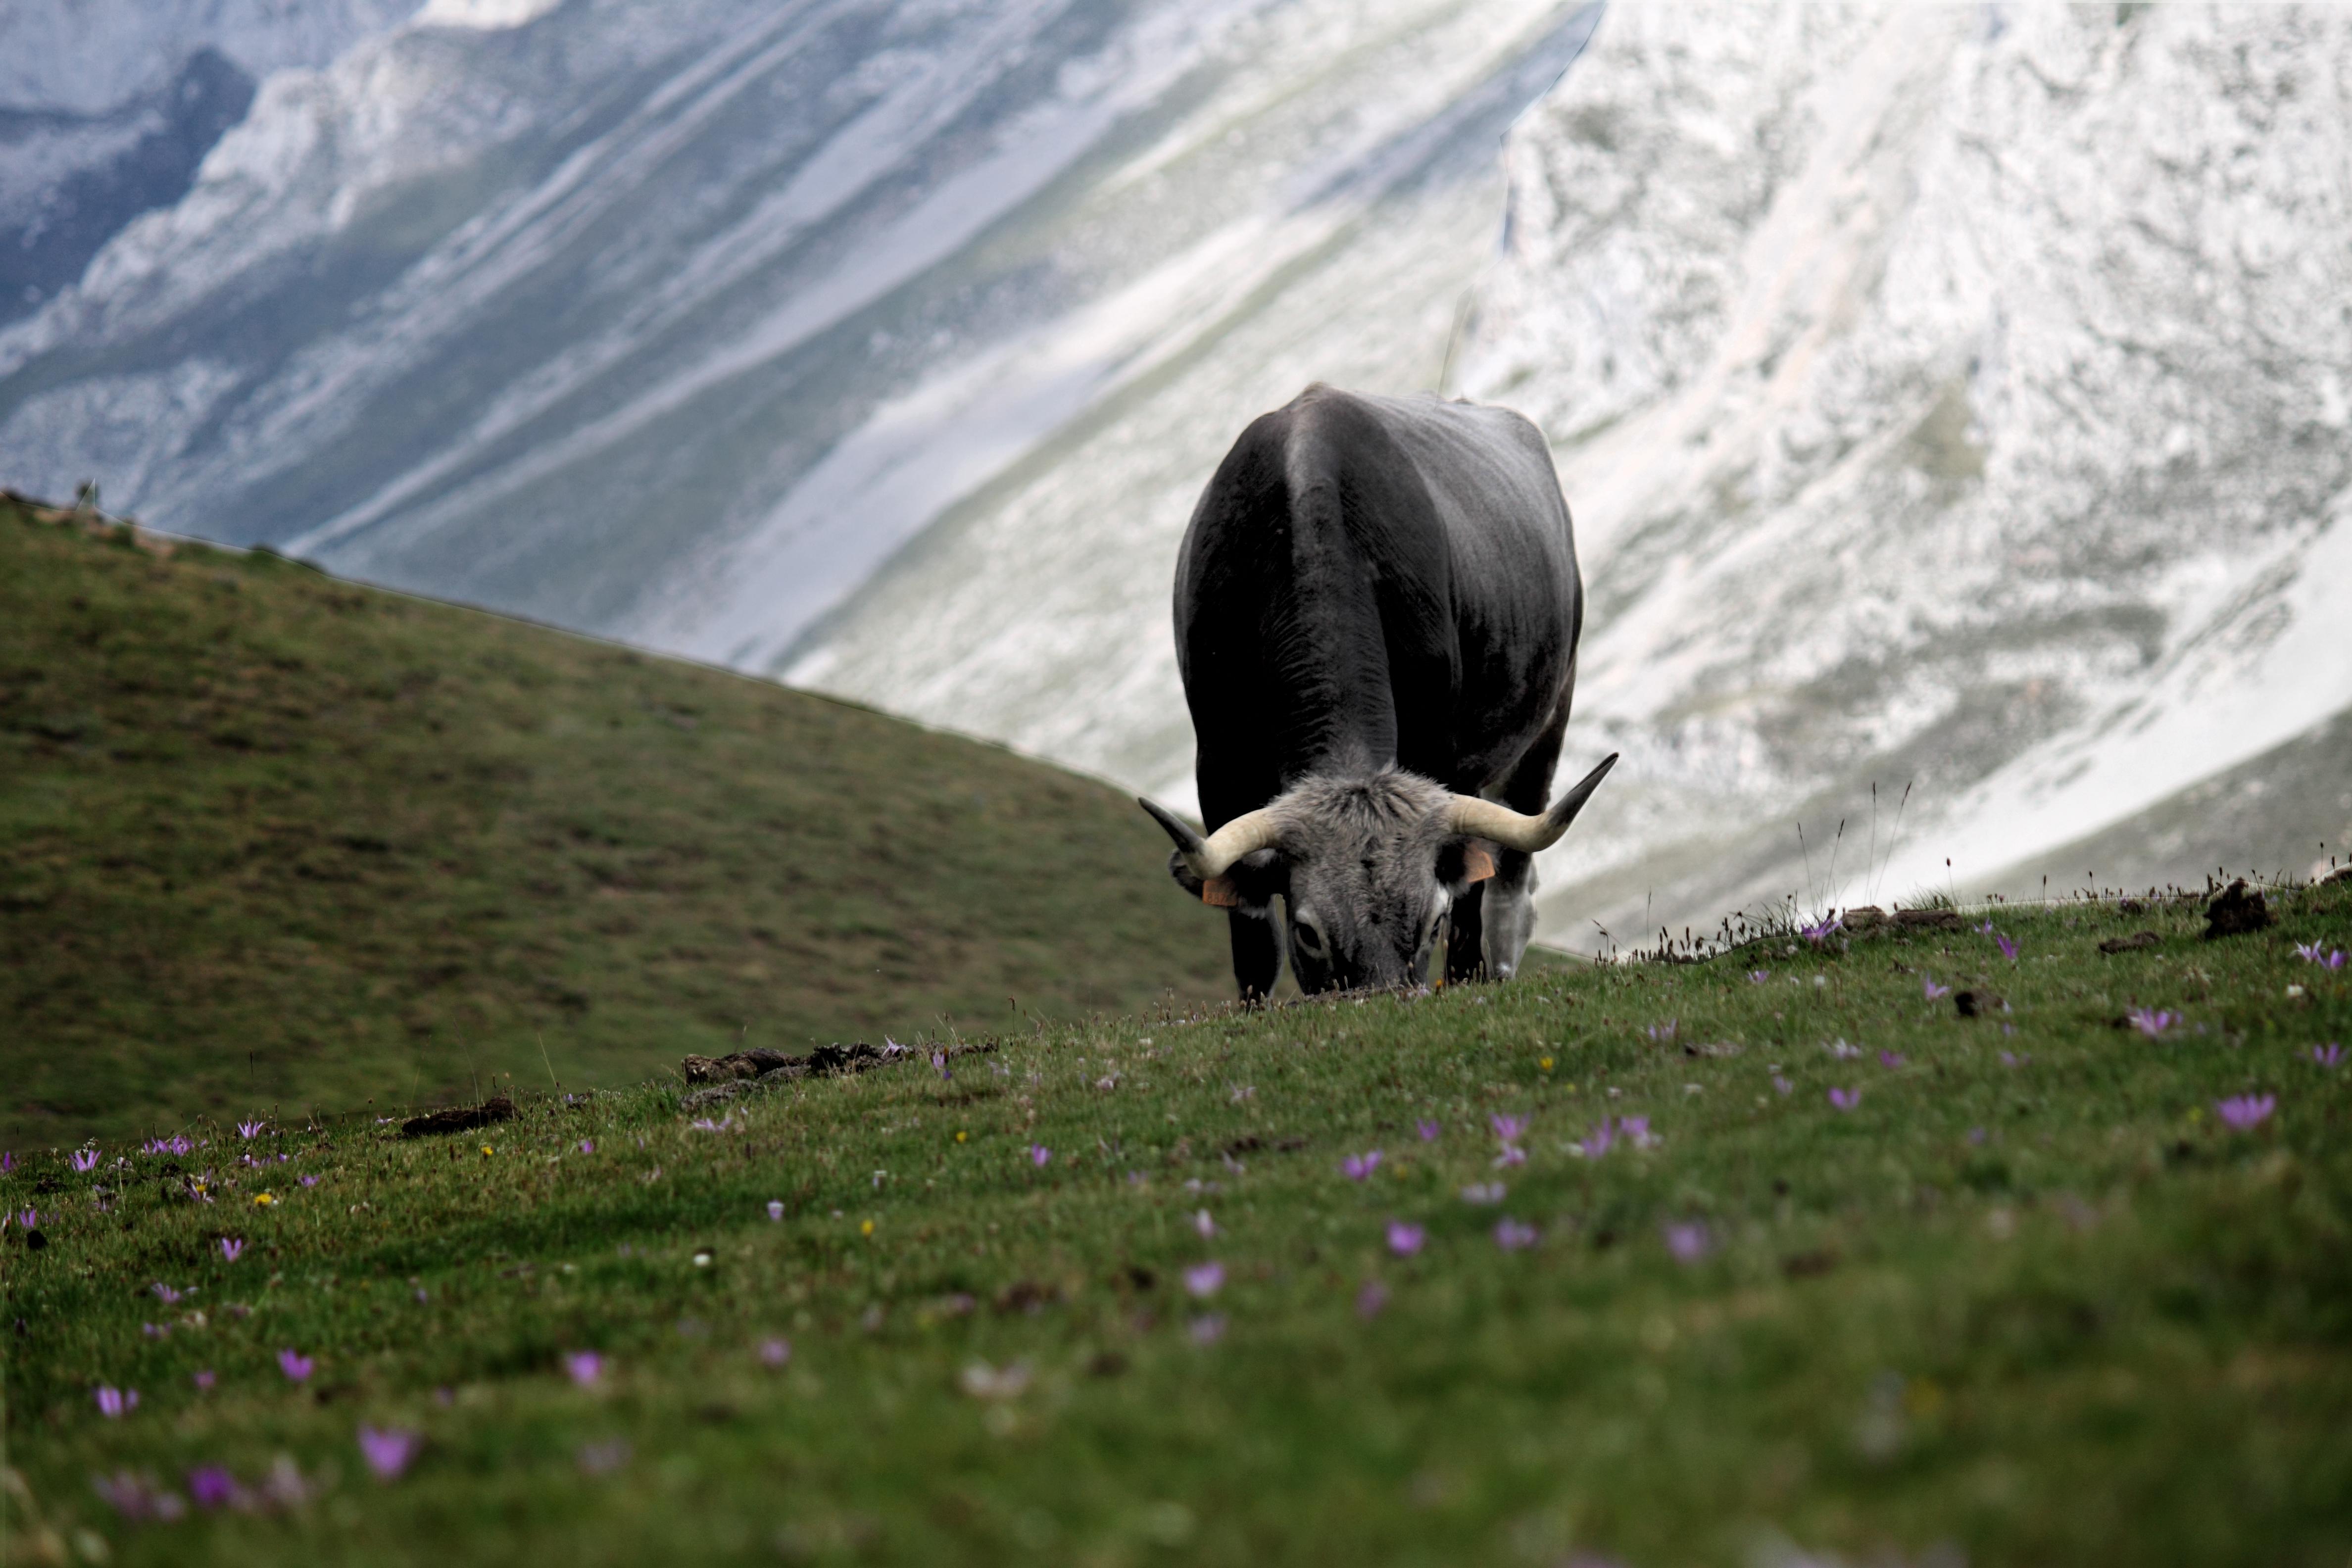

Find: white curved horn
[1138,798,1284,879]
[1445,754,1619,853]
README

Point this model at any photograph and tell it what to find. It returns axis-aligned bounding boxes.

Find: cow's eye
[1292,916,1325,956]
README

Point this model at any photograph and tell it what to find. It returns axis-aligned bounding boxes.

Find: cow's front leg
[1444,881,1487,986]
[1479,850,1539,980]
[1228,906,1284,1001]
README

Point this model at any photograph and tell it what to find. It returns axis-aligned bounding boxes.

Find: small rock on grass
[2100,931,2160,954]
[2204,879,2273,939]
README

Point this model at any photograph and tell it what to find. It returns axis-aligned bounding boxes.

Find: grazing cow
[1140,384,1615,998]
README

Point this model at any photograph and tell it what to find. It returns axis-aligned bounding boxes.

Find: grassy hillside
[5,882,2348,1566]
[0,494,1230,1148]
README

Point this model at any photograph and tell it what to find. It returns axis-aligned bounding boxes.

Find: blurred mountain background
[5,0,2349,956]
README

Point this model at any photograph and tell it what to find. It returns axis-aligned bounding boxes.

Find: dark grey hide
[1160,384,1590,997]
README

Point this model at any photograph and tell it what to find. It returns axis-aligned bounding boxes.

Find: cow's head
[1140,756,1617,993]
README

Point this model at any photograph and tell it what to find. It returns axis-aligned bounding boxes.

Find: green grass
[6,879,2349,1566]
[0,495,1233,1148]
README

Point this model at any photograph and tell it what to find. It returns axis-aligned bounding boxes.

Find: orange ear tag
[1201,876,1241,908]
[1462,846,1497,884]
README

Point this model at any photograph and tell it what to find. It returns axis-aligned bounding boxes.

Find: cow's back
[1175,385,1580,817]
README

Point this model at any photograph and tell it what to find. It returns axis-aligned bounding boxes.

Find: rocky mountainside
[1446,0,2352,945]
[0,0,1601,663]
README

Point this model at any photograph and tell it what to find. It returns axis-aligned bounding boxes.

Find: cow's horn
[1138,798,1284,879]
[1445,754,1619,853]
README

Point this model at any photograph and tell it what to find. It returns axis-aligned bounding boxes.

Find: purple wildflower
[1967,1127,1987,1145]
[2126,1008,2178,1039]
[19,1208,37,1229]
[1922,977,1951,1001]
[277,1349,313,1382]
[1826,1040,1861,1059]
[1493,1218,1539,1252]
[143,1323,170,1339]
[931,1049,951,1081]
[1772,1074,1794,1096]
[1489,1113,1529,1143]
[358,1425,422,1482]
[760,1338,791,1368]
[1620,1116,1654,1149]
[220,1238,245,1263]
[1182,1261,1225,1298]
[564,1351,604,1387]
[94,1385,138,1418]
[92,1472,179,1521]
[1994,932,2018,962]
[2310,1043,2344,1069]
[71,1148,100,1174]
[766,1199,784,1221]
[579,1140,594,1155]
[1492,1143,1527,1168]
[2294,942,2348,969]
[1802,915,1842,944]
[1828,1087,1861,1112]
[151,1282,182,1303]
[1356,1280,1389,1319]
[1878,1051,1905,1069]
[187,1466,238,1509]
[1644,1020,1678,1042]
[1386,1220,1426,1257]
[299,1175,319,1188]
[1749,970,1769,984]
[1189,1314,1227,1345]
[237,1120,264,1140]
[1662,1221,1713,1263]
[1341,1150,1383,1181]
[1999,1050,2029,1067]
[1028,1144,1051,1168]
[0,1150,11,1172]
[1193,1209,1217,1239]
[193,1370,215,1391]
[688,1116,735,1133]
[1415,1119,1441,1142]
[1976,919,1997,934]
[1460,1182,1506,1205]
[2214,1094,2276,1132]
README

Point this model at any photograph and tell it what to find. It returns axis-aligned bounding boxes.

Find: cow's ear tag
[1462,846,1497,885]
[1201,876,1241,908]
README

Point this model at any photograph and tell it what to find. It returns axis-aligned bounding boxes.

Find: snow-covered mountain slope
[0,0,414,114]
[1439,0,2352,945]
[0,0,1601,656]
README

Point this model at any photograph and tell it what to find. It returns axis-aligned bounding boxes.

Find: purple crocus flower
[1827,1087,1861,1112]
[151,1282,182,1303]
[1415,1120,1441,1142]
[71,1148,100,1174]
[1994,932,2018,962]
[1826,1040,1861,1059]
[931,1049,951,1081]
[1749,970,1769,984]
[1802,915,1842,944]
[18,1209,36,1230]
[1576,1119,1615,1159]
[1189,1314,1227,1345]
[1028,1145,1051,1168]
[1922,978,1951,1000]
[1999,1050,2031,1067]
[358,1425,422,1481]
[1386,1220,1426,1257]
[220,1238,245,1263]
[92,1472,176,1521]
[1460,1182,1506,1205]
[0,1150,11,1173]
[193,1370,215,1391]
[1662,1221,1712,1263]
[1878,1051,1905,1069]
[299,1175,319,1188]
[94,1385,137,1418]
[2126,1008,2178,1038]
[1355,1280,1389,1319]
[187,1466,238,1509]
[1976,919,1997,935]
[143,1323,170,1340]
[2214,1094,2276,1131]
[237,1120,264,1140]
[579,1139,595,1155]
[278,1349,313,1382]
[2326,951,2348,971]
[766,1199,784,1221]
[1341,1150,1383,1181]
[1492,1143,1527,1168]
[1182,1261,1225,1298]
[1193,1209,1217,1239]
[2311,1043,2345,1069]
[1492,1218,1538,1252]
[1619,1116,1654,1149]
[1489,1113,1528,1144]
[1772,1074,1794,1096]
[564,1351,604,1387]
[760,1338,791,1368]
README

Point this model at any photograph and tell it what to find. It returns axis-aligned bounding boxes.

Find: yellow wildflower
[860,1219,875,1237]
[253,1192,274,1206]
